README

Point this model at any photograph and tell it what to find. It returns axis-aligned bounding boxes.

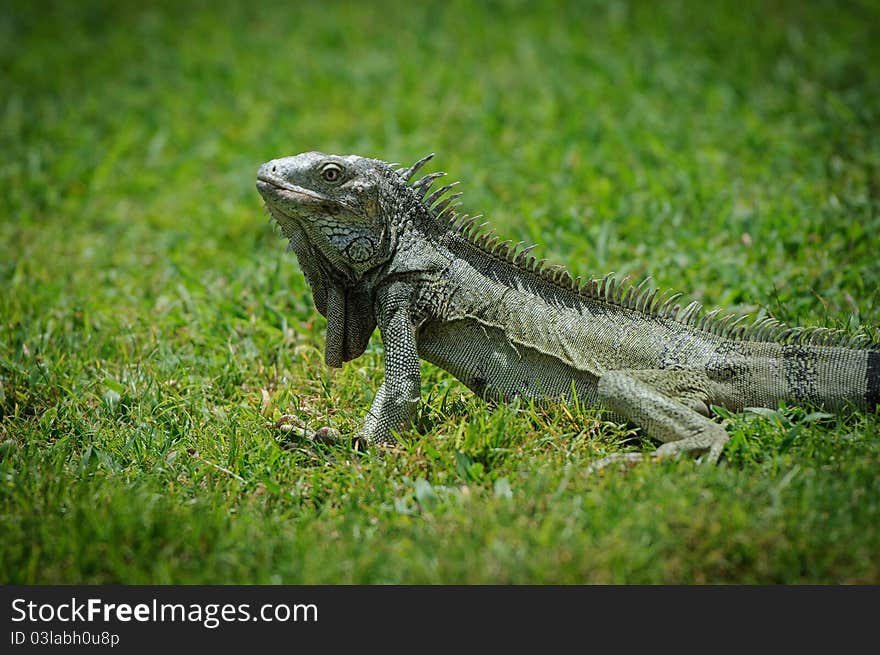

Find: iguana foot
[653,430,729,465]
[587,452,647,473]
[588,430,729,474]
[274,415,354,447]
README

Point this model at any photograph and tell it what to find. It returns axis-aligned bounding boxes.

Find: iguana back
[426,226,878,411]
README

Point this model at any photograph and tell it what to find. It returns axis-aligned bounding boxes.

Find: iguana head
[256,152,394,278]
[257,151,406,367]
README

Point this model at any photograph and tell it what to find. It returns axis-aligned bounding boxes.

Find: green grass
[2,0,879,583]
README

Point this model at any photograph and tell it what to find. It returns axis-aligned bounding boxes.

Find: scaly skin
[256,152,879,466]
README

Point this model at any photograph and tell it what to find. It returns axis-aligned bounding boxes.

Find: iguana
[256,151,879,466]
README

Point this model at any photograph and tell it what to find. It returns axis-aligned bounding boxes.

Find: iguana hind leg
[590,369,729,471]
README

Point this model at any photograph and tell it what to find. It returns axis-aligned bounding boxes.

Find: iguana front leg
[590,368,729,471]
[357,285,422,446]
[276,282,421,448]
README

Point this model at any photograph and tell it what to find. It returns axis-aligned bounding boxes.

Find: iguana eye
[320,163,343,183]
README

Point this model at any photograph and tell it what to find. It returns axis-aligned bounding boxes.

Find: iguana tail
[776,345,880,412]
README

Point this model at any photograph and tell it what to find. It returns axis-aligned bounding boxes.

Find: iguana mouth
[256,174,328,203]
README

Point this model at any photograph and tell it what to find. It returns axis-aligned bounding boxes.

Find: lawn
[1,0,879,583]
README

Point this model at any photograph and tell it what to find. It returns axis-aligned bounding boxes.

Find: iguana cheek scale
[256,151,879,467]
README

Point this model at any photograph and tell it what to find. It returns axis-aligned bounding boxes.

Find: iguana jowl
[256,151,879,465]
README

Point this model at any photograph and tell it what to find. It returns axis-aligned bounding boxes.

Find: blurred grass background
[1,0,878,583]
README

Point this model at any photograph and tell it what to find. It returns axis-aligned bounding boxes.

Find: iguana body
[256,151,879,465]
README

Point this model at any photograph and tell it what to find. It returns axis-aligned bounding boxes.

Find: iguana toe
[587,452,646,474]
[275,414,305,433]
[274,416,349,447]
[313,426,345,445]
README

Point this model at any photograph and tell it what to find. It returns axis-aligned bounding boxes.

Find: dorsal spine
[398,156,877,350]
